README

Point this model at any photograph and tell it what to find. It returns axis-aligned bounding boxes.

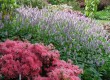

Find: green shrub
[48,0,80,10]
[48,0,65,5]
[45,4,72,12]
[94,5,110,20]
[99,58,110,80]
[16,0,48,9]
[105,6,110,11]
[0,0,18,21]
[85,0,100,17]
[67,0,80,10]
[95,10,110,20]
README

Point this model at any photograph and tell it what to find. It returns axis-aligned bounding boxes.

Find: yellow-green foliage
[0,0,18,20]
[45,4,72,12]
[85,0,100,17]
[16,0,48,9]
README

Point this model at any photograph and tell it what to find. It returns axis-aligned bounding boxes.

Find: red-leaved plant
[0,39,82,80]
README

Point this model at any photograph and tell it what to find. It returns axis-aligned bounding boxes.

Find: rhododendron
[0,40,82,80]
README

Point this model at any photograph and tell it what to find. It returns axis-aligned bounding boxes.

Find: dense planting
[0,6,109,80]
[0,40,82,80]
[0,0,110,80]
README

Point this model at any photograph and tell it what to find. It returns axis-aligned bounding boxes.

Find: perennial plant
[0,40,82,80]
[15,7,110,79]
[0,6,110,79]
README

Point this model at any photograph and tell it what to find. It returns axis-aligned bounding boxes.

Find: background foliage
[16,0,48,9]
[85,0,100,17]
[0,0,18,21]
[48,0,80,10]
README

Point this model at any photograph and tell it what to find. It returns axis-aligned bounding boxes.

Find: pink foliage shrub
[0,40,82,80]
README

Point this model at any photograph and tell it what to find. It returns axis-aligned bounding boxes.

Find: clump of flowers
[0,39,82,80]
